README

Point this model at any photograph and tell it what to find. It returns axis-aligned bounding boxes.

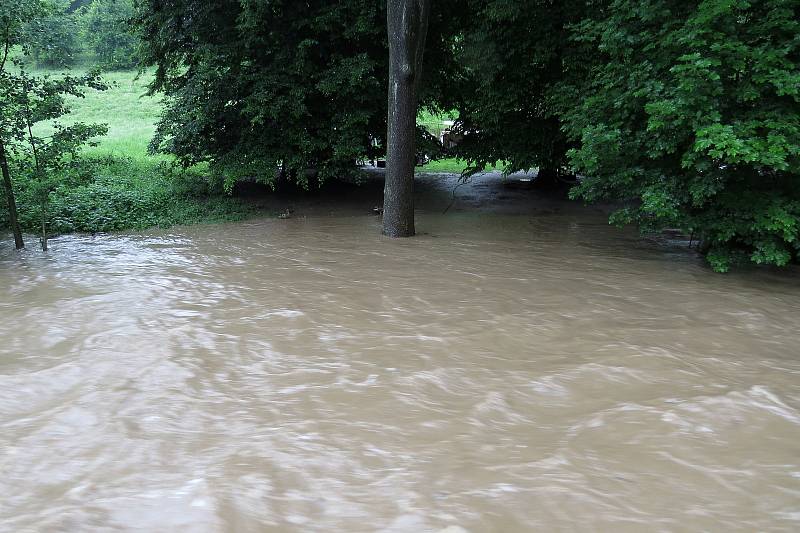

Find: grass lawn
[71,71,163,163]
[33,68,164,163]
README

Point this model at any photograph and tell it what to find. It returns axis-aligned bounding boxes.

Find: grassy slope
[33,67,163,162]
[64,70,163,162]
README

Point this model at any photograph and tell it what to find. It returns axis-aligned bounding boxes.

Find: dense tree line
[132,0,798,271]
[134,1,461,190]
[136,0,389,188]
[1,0,797,271]
[22,0,138,70]
[452,0,798,272]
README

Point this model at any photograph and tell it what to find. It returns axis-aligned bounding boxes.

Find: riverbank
[1,165,576,240]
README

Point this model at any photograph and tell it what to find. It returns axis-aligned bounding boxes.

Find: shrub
[25,2,80,68]
[79,0,138,70]
[5,157,257,235]
[559,0,800,272]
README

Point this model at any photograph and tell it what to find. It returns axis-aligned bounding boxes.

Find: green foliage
[2,157,257,233]
[559,0,800,271]
[134,0,460,189]
[78,0,138,70]
[24,1,80,68]
[0,65,257,238]
[0,67,109,170]
[0,0,49,55]
[133,0,386,188]
[0,3,110,248]
[4,0,795,273]
[4,72,110,249]
[444,0,582,176]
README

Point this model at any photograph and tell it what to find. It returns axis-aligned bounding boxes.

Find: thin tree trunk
[0,138,24,249]
[383,0,430,237]
[22,87,47,252]
[40,197,47,252]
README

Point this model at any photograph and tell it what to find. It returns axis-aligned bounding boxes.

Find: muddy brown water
[1,173,799,532]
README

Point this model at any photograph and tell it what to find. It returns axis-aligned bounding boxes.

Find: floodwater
[1,173,799,532]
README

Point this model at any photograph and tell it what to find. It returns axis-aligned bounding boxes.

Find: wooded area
[1,0,798,271]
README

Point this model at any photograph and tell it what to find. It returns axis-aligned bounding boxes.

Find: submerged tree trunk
[383,0,430,237]
[0,139,24,249]
[40,196,47,252]
[533,167,567,190]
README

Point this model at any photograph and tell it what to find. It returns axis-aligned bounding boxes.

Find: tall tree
[382,0,430,237]
[134,0,457,216]
[449,0,799,270]
[24,0,79,69]
[559,0,800,271]
[135,0,391,190]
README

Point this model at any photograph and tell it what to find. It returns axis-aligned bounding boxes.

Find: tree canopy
[559,0,800,271]
[133,0,798,269]
[134,0,388,188]
[446,0,583,178]
[80,0,138,70]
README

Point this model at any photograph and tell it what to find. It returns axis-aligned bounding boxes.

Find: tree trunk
[383,0,430,237]
[0,138,24,249]
[40,196,47,252]
[533,167,563,190]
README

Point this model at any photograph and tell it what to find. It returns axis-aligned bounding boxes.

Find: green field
[34,68,163,163]
[50,69,469,172]
[0,65,262,236]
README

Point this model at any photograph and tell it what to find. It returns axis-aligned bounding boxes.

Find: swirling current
[1,174,799,531]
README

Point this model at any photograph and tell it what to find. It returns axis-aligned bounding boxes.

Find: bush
[25,3,80,68]
[559,0,800,272]
[79,0,138,70]
[3,157,256,235]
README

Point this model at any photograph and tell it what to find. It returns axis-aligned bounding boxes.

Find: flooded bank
[1,173,799,531]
